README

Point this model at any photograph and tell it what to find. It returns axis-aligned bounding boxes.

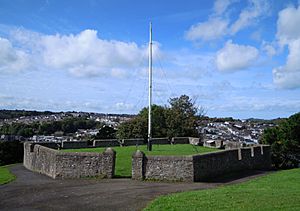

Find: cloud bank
[1,28,154,78]
[273,4,300,89]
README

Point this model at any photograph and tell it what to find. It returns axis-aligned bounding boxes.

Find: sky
[0,0,300,119]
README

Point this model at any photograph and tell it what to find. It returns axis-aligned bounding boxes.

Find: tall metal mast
[147,22,153,151]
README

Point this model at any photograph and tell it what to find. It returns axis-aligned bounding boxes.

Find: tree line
[0,109,54,120]
[0,117,103,137]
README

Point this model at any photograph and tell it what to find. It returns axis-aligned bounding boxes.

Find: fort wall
[132,145,271,182]
[23,142,115,179]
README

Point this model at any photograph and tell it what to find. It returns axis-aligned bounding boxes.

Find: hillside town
[0,110,276,147]
[199,119,275,149]
[0,111,133,127]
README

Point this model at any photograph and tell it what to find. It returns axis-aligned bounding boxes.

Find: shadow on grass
[199,170,273,183]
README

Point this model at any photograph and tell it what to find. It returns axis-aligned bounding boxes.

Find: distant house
[203,139,224,149]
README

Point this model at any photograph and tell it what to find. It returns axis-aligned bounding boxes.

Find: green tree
[95,125,117,139]
[166,95,199,137]
[116,95,201,139]
[261,112,300,169]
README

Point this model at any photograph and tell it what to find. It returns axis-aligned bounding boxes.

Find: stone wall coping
[191,148,237,158]
[104,147,116,154]
[133,150,145,157]
[121,138,144,141]
[34,143,107,157]
[34,144,59,154]
[57,151,104,157]
[151,137,169,140]
[61,140,87,143]
[94,139,119,142]
[146,155,194,161]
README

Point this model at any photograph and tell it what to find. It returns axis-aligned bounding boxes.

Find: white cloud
[114,102,134,111]
[0,37,29,73]
[185,18,229,41]
[211,96,300,113]
[277,4,300,45]
[216,40,259,71]
[111,68,128,78]
[261,41,276,56]
[273,4,300,89]
[41,29,147,77]
[3,28,161,78]
[250,30,262,42]
[273,39,300,89]
[230,0,270,35]
[185,0,237,41]
[213,0,237,16]
[186,0,269,42]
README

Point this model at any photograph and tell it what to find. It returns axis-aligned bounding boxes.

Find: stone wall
[151,137,170,145]
[61,141,91,149]
[171,137,189,144]
[23,142,116,179]
[30,137,199,151]
[171,137,200,145]
[121,138,144,146]
[93,139,120,147]
[131,150,194,181]
[132,145,271,182]
[188,137,201,145]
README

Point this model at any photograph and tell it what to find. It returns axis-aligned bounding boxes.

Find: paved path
[0,164,270,211]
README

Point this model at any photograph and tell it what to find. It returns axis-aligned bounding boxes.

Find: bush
[0,141,24,166]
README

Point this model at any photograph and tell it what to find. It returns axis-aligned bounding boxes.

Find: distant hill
[0,110,54,120]
[0,109,135,120]
[245,117,286,124]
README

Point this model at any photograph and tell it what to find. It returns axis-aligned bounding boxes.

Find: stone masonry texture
[132,145,271,182]
[23,142,116,179]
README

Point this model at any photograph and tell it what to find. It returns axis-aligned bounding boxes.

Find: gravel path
[0,164,269,211]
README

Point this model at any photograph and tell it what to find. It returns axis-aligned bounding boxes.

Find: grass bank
[64,144,218,177]
[144,168,300,210]
[0,165,16,185]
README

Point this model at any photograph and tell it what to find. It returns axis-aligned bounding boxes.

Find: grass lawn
[144,168,300,211]
[64,144,218,177]
[0,165,16,185]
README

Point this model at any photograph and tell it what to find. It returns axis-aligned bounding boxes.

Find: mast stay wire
[122,40,177,112]
[132,75,148,111]
[121,56,147,108]
[153,50,176,105]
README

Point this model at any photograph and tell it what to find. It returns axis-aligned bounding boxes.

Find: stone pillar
[132,150,145,180]
[103,148,116,178]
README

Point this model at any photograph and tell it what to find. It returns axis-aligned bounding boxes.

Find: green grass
[0,165,16,185]
[144,168,300,211]
[64,144,218,177]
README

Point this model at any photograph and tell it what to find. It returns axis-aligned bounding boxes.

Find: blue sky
[0,0,300,119]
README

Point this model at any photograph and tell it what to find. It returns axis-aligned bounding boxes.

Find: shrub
[0,141,24,166]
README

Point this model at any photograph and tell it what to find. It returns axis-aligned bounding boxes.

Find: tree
[95,125,117,139]
[165,95,200,137]
[116,95,201,139]
[261,112,300,169]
